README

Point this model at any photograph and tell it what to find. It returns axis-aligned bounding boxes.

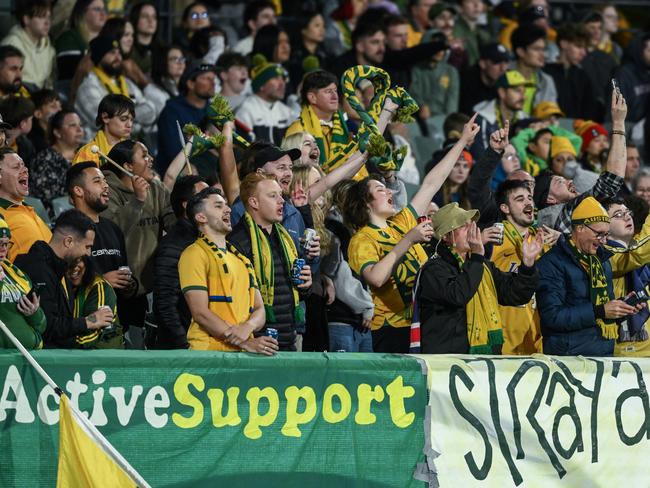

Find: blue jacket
[156,96,208,174]
[536,236,615,356]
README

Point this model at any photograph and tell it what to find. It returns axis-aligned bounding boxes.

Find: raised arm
[218,122,240,205]
[307,98,398,203]
[162,141,194,191]
[604,90,628,178]
[410,113,480,215]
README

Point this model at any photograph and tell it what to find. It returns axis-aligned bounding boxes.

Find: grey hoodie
[101,171,176,294]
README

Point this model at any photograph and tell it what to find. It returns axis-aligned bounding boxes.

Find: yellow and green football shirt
[179,238,257,351]
[348,205,428,330]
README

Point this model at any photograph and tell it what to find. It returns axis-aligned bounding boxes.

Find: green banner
[0,350,427,488]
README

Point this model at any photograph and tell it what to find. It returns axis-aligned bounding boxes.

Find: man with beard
[157,60,216,174]
[180,187,278,354]
[472,70,530,159]
[330,22,386,80]
[0,148,51,262]
[228,173,313,351]
[66,162,136,295]
[0,45,29,98]
[15,209,114,348]
[75,35,155,142]
[492,179,551,354]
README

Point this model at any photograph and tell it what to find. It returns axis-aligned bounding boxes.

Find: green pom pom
[251,53,268,68]
[366,133,390,157]
[207,95,235,125]
[207,133,226,149]
[302,55,320,73]
[395,104,418,123]
[183,123,202,137]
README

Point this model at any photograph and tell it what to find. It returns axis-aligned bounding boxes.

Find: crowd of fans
[0,0,650,359]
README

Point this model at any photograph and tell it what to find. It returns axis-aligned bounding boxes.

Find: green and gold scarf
[451,249,504,354]
[243,213,304,325]
[567,238,618,339]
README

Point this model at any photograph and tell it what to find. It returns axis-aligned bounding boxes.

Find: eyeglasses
[190,11,209,20]
[611,209,633,220]
[504,153,520,161]
[553,157,577,164]
[584,224,610,241]
[168,56,186,64]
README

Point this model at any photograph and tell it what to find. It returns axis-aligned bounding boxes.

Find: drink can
[118,266,132,276]
[291,258,306,285]
[265,328,278,340]
[493,223,504,246]
[302,228,317,254]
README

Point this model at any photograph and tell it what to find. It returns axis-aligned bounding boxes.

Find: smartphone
[612,78,621,95]
[27,283,45,301]
[624,290,648,306]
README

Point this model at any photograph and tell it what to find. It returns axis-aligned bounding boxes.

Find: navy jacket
[156,96,208,174]
[537,236,615,356]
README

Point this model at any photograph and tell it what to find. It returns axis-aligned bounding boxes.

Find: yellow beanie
[571,196,610,225]
[0,218,10,238]
[550,135,577,159]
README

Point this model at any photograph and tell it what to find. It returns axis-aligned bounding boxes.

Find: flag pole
[0,319,151,488]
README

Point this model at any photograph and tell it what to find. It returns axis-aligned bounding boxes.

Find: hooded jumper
[100,171,175,295]
[1,25,55,90]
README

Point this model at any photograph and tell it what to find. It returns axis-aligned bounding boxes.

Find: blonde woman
[281,131,321,166]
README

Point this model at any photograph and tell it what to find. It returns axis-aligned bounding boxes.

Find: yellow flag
[56,394,146,488]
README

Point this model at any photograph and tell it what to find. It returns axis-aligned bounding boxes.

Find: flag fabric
[56,394,148,488]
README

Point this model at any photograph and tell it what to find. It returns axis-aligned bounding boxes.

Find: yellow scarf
[92,67,130,98]
[243,213,303,324]
[452,250,504,354]
[73,129,116,166]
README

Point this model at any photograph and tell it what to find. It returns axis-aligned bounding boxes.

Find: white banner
[412,354,650,487]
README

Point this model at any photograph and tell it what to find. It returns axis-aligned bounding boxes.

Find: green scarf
[567,238,618,339]
[450,249,504,354]
[340,65,418,171]
[243,213,304,325]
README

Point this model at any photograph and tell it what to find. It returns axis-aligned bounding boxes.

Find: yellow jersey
[348,205,428,330]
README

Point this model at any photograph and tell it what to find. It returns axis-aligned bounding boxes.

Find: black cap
[533,170,553,209]
[180,60,217,87]
[519,5,546,24]
[253,146,301,169]
[479,42,511,63]
[90,36,120,65]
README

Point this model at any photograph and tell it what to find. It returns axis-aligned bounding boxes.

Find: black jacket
[544,63,602,121]
[416,244,538,354]
[330,40,446,86]
[15,241,88,348]
[152,218,197,349]
[228,219,310,351]
[459,63,497,116]
[467,146,503,228]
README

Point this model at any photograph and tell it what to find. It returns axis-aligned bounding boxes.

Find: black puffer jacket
[415,243,538,354]
[15,241,89,348]
[229,218,310,351]
[152,218,197,349]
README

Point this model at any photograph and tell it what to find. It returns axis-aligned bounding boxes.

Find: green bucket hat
[430,202,479,240]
